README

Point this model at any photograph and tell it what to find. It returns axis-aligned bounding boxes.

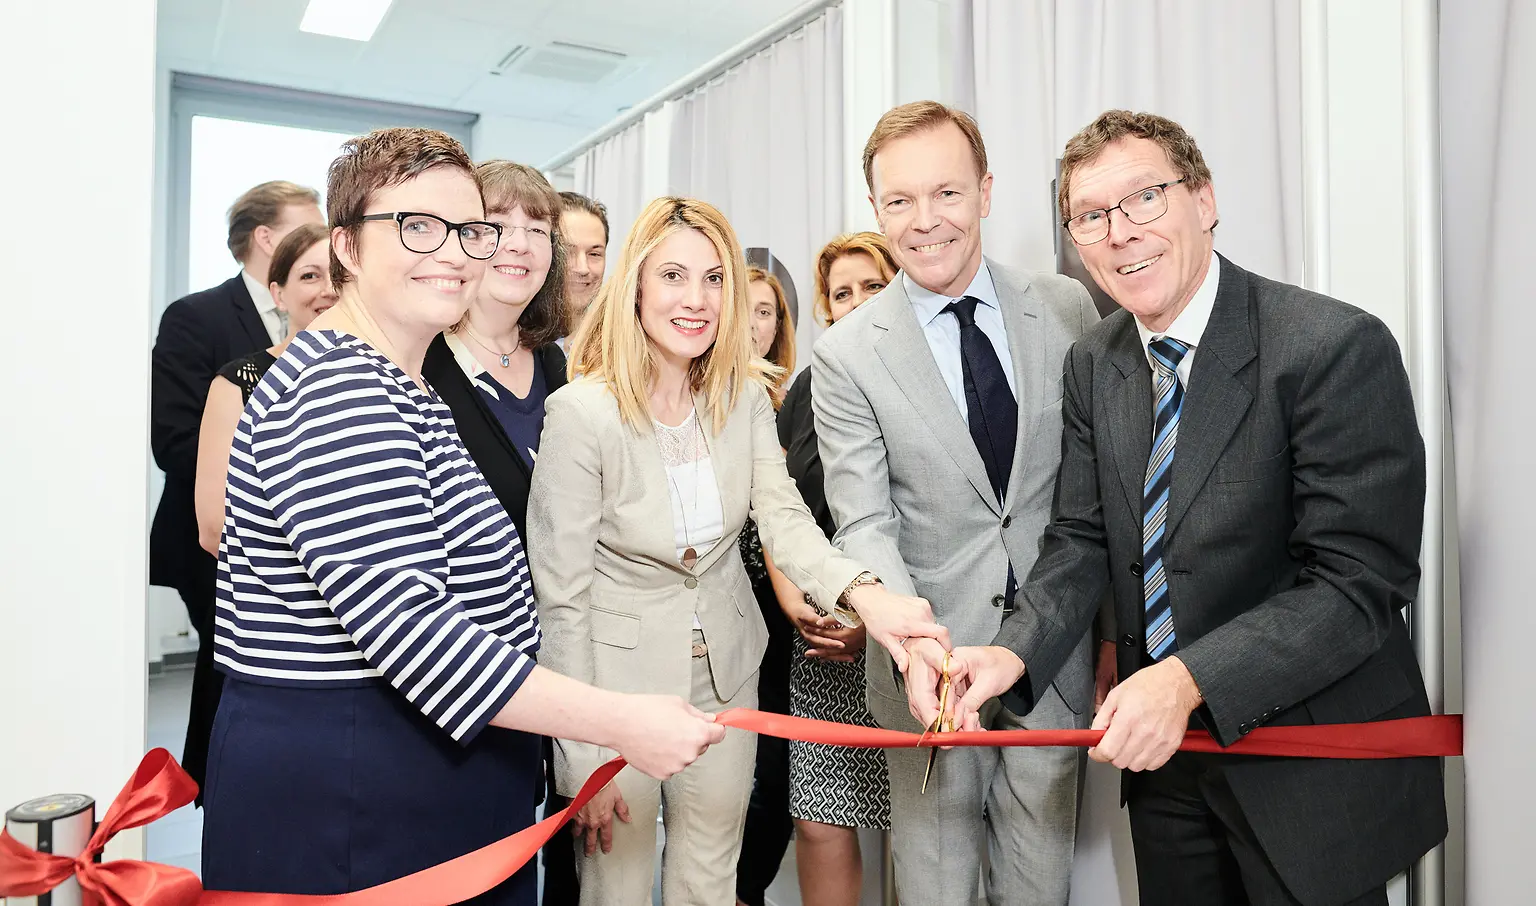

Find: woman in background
[528,197,942,906]
[417,159,578,906]
[188,221,335,801]
[733,265,798,906]
[776,232,900,906]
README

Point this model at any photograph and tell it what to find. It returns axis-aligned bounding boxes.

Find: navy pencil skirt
[201,676,539,905]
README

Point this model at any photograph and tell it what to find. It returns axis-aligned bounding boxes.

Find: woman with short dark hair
[199,128,725,904]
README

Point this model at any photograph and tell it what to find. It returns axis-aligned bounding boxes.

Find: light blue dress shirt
[903,262,1016,425]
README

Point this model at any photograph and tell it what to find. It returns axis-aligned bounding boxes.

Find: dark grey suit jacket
[994,255,1447,905]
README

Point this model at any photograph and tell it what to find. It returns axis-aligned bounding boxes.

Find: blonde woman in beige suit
[527,196,945,906]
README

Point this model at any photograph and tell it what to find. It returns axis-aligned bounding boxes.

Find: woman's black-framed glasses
[1063,178,1187,245]
[357,212,503,260]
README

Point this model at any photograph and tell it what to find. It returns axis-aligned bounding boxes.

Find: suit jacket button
[1001,515,1012,528]
[991,594,1005,608]
[1130,561,1143,577]
[684,577,698,589]
[1121,633,1135,647]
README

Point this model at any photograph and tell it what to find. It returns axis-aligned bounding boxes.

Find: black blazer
[150,274,272,595]
[995,256,1447,905]
[422,334,568,540]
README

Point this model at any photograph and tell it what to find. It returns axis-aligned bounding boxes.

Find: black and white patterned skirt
[788,633,892,829]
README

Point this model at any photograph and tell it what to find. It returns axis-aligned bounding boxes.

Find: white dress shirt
[904,262,1017,424]
[242,269,286,345]
[1134,252,1221,402]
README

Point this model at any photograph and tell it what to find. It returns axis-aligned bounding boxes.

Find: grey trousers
[885,683,1087,905]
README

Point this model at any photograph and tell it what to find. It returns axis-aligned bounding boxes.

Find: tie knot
[944,296,981,328]
[1149,336,1191,373]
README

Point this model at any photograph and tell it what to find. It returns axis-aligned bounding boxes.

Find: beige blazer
[528,377,865,794]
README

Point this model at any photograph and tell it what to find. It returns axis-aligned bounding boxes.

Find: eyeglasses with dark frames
[356,212,503,260]
[1063,178,1187,245]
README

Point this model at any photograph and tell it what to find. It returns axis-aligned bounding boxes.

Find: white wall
[473,113,589,169]
[0,0,156,860]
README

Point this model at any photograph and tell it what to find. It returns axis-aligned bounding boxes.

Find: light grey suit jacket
[529,378,865,795]
[812,259,1099,729]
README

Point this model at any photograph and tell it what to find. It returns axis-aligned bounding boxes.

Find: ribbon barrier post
[1,710,1462,906]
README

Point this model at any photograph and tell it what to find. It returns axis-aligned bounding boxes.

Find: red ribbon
[1,710,1461,906]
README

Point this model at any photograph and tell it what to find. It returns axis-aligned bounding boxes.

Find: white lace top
[655,409,723,631]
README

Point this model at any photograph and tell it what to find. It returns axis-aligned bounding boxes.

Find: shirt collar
[444,331,488,380]
[241,269,277,315]
[1135,252,1220,365]
[904,260,1000,327]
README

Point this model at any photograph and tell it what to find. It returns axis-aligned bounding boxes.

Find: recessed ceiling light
[300,0,394,42]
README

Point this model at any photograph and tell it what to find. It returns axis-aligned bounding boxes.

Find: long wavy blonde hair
[567,196,778,434]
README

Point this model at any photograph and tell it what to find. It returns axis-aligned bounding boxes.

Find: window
[165,74,476,304]
[185,117,352,293]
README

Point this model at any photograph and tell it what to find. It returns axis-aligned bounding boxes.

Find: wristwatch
[832,571,881,627]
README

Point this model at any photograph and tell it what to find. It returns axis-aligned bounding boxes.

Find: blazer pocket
[1215,447,1290,484]
[590,605,641,650]
[1305,657,1416,725]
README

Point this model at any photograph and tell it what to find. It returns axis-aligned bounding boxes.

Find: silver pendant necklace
[462,324,516,367]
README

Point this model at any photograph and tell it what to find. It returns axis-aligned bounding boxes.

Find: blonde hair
[567,197,777,434]
[813,232,899,326]
[862,101,988,194]
[747,266,797,407]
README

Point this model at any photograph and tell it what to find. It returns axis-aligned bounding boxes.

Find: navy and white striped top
[213,329,541,743]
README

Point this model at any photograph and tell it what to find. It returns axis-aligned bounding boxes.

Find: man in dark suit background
[912,111,1447,905]
[150,180,322,630]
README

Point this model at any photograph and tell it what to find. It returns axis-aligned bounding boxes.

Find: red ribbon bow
[0,747,202,906]
[1,711,1463,906]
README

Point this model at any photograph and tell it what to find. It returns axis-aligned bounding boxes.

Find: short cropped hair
[862,101,988,194]
[226,180,320,264]
[326,127,480,287]
[1057,110,1214,224]
[559,191,610,244]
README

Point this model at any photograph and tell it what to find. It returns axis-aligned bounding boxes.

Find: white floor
[144,668,819,905]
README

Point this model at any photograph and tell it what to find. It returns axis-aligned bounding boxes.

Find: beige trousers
[576,631,758,905]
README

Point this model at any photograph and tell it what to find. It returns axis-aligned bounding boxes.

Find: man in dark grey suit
[919,110,1447,905]
[813,101,1098,904]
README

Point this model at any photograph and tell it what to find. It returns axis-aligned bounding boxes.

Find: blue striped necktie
[1143,336,1191,661]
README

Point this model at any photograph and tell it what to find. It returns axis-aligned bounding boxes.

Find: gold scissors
[921,651,954,794]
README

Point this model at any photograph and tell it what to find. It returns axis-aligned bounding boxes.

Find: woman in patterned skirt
[773,232,901,905]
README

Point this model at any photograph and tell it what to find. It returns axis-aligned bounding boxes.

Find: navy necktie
[1143,337,1191,660]
[944,296,1016,502]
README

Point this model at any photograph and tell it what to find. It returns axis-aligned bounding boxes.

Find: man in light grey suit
[811,101,1099,904]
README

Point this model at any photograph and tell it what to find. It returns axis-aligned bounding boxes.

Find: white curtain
[962,0,1304,288]
[955,3,1306,902]
[667,7,845,368]
[573,118,647,267]
[1441,2,1532,903]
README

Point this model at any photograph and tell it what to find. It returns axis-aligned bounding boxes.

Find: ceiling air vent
[516,41,628,84]
[490,45,533,76]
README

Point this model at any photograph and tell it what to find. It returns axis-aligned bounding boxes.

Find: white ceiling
[158,0,810,160]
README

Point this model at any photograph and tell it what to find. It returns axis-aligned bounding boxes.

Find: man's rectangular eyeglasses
[1063,178,1187,245]
[357,212,503,260]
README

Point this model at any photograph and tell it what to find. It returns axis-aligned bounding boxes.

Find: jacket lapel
[227,273,271,349]
[992,262,1044,514]
[1103,316,1154,524]
[1165,257,1256,538]
[873,281,1001,516]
